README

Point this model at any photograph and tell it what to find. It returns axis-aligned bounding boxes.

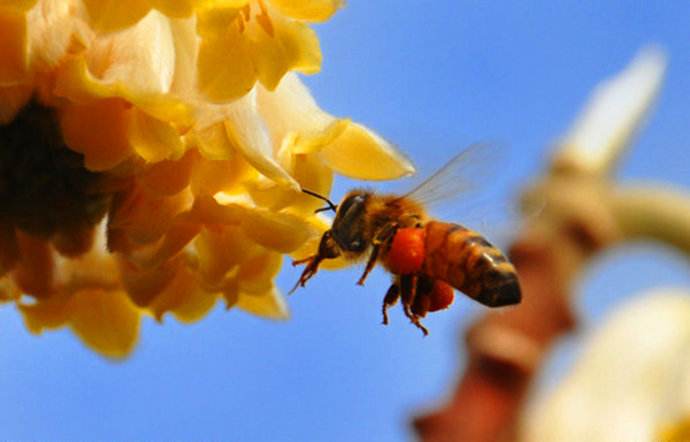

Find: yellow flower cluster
[0,0,414,357]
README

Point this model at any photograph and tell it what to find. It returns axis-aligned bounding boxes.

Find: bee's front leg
[290,230,341,293]
[357,245,379,286]
[289,255,323,293]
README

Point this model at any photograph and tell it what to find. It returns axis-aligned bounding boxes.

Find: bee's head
[331,191,371,253]
[300,188,371,253]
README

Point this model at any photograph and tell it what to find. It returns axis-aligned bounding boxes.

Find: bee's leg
[399,274,416,318]
[357,223,398,286]
[357,245,379,286]
[400,274,429,336]
[382,282,400,325]
[290,230,340,294]
[291,256,313,266]
[411,293,431,319]
[411,275,434,319]
[289,254,323,294]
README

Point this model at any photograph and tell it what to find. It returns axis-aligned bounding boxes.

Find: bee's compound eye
[332,192,369,252]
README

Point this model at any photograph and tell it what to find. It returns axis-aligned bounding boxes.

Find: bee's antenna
[301,188,338,213]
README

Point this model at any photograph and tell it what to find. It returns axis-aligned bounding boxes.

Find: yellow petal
[59,98,133,171]
[55,55,192,126]
[68,288,140,358]
[128,108,185,162]
[0,7,28,84]
[0,277,19,302]
[252,14,321,91]
[0,0,38,11]
[167,16,197,95]
[196,226,259,286]
[659,417,690,442]
[191,122,237,160]
[289,151,334,211]
[196,0,249,9]
[140,149,196,196]
[149,265,216,322]
[195,3,243,38]
[236,287,288,319]
[223,91,297,188]
[141,213,201,267]
[244,179,293,211]
[19,293,71,332]
[88,10,175,94]
[108,185,192,245]
[236,250,281,293]
[53,228,121,290]
[19,271,140,358]
[285,118,349,155]
[171,284,217,323]
[190,155,255,196]
[120,256,180,307]
[192,194,245,225]
[26,0,79,73]
[197,25,257,101]
[248,131,336,212]
[149,0,195,17]
[263,78,413,180]
[194,195,312,252]
[269,0,342,22]
[196,4,322,100]
[82,0,152,32]
[320,121,415,179]
[257,73,334,144]
[221,278,239,308]
[240,206,313,252]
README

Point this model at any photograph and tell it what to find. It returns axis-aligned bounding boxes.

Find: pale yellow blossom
[522,291,690,442]
[0,0,413,357]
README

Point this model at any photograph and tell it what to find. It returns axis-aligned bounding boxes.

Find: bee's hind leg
[411,276,433,319]
[382,282,400,325]
[399,274,429,336]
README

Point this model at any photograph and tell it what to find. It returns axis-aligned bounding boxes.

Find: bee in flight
[291,144,521,335]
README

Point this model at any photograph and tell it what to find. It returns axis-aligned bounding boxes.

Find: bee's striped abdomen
[423,221,521,307]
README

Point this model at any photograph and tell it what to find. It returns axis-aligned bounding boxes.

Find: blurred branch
[412,47,680,441]
[611,185,690,254]
[553,47,666,175]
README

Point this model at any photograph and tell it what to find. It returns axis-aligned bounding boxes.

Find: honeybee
[291,144,521,335]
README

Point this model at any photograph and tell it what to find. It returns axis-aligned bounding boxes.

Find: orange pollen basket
[386,227,426,275]
[428,280,455,311]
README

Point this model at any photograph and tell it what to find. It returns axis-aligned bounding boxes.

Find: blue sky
[2,2,690,441]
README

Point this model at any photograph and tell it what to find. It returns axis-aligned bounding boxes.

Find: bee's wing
[401,142,505,208]
[397,143,533,246]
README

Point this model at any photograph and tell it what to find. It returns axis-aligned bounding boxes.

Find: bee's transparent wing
[398,143,534,246]
[401,142,505,208]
